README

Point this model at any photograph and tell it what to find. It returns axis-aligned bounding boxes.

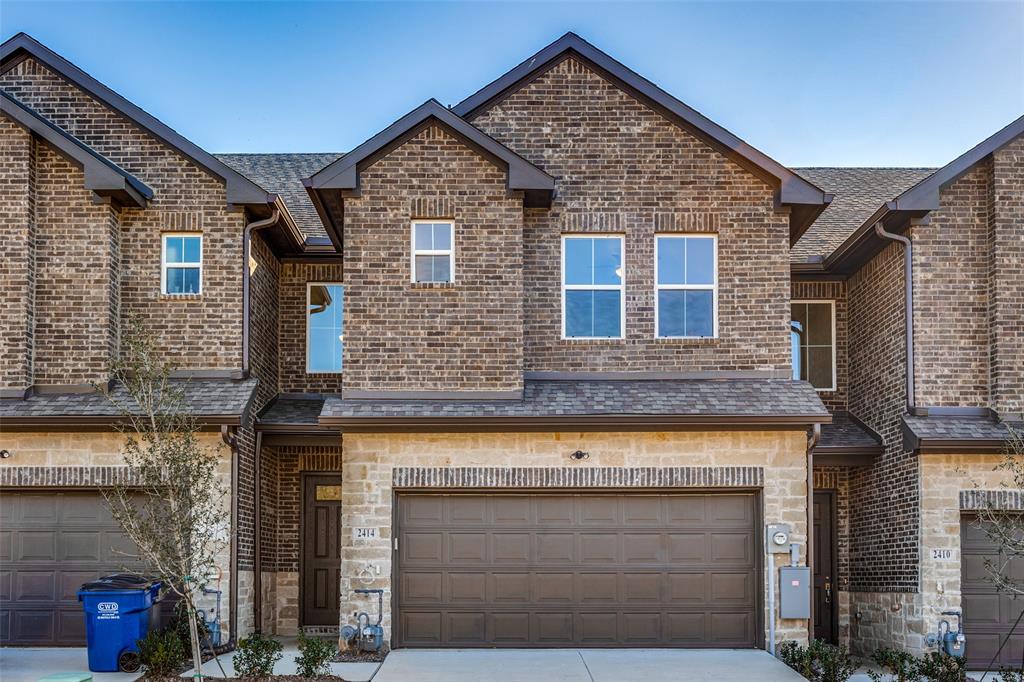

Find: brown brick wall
[846,241,918,591]
[32,144,119,385]
[249,232,280,406]
[471,57,792,373]
[912,163,992,408]
[279,262,344,394]
[0,57,247,373]
[342,124,524,393]
[0,120,34,391]
[991,136,1024,417]
[792,280,848,411]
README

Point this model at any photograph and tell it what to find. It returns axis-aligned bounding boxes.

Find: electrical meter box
[765,524,792,554]
[779,566,811,619]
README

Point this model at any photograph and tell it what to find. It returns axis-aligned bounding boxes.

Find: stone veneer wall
[0,432,241,638]
[340,430,810,648]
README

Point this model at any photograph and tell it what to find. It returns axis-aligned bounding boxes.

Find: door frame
[813,489,839,644]
[391,487,764,650]
[298,471,343,628]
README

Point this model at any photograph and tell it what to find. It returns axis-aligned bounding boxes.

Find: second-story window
[562,235,625,339]
[412,220,454,283]
[655,234,717,338]
[162,233,202,295]
[791,300,835,390]
[307,283,344,373]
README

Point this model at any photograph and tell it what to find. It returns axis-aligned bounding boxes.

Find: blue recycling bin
[78,574,162,673]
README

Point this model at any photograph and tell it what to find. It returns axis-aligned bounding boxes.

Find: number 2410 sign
[931,549,954,560]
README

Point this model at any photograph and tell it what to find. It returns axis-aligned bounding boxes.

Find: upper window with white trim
[791,300,836,391]
[412,220,454,283]
[161,233,202,295]
[562,235,625,339]
[655,234,717,338]
[307,283,344,373]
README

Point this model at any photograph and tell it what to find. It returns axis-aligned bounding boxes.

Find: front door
[813,490,838,643]
[302,475,342,626]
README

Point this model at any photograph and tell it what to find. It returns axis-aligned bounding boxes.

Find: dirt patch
[332,649,387,663]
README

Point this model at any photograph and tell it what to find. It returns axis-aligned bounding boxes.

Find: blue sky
[4,1,1022,166]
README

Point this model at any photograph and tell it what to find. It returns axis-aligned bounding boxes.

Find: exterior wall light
[569,450,590,461]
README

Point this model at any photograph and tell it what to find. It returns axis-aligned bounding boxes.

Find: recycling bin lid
[80,573,161,591]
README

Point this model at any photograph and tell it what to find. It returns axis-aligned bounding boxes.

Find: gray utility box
[779,566,811,619]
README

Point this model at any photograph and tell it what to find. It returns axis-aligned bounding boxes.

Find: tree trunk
[186,591,204,680]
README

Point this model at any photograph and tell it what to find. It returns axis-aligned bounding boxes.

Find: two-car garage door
[395,492,759,648]
[0,491,144,646]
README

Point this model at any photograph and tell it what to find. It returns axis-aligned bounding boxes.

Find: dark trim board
[322,415,829,432]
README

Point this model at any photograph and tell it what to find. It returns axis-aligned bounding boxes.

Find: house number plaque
[353,527,378,541]
[931,549,954,560]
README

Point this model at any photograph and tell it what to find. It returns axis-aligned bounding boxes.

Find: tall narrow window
[791,300,835,390]
[307,283,344,373]
[411,220,454,283]
[161,234,202,295]
[655,234,717,338]
[562,235,625,339]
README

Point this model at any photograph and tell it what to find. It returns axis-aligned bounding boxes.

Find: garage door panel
[397,493,758,648]
[448,572,485,602]
[0,531,12,561]
[17,496,58,524]
[11,610,55,643]
[14,571,56,601]
[103,531,139,562]
[17,532,56,562]
[60,531,102,562]
[57,608,87,642]
[0,570,10,600]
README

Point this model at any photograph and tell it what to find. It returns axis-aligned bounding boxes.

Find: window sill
[158,293,202,301]
[653,336,719,343]
[409,281,457,290]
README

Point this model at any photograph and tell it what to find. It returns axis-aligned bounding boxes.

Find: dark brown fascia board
[915,440,1007,455]
[0,33,273,206]
[2,91,152,208]
[320,414,832,433]
[254,422,339,435]
[451,32,830,241]
[305,99,555,199]
[812,450,881,466]
[1,414,243,432]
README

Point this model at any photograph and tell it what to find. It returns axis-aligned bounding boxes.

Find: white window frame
[791,299,837,392]
[654,234,718,338]
[410,220,455,283]
[561,234,626,340]
[306,282,344,374]
[160,232,203,295]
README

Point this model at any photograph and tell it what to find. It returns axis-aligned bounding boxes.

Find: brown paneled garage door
[395,492,759,647]
[0,491,144,646]
[961,514,1023,669]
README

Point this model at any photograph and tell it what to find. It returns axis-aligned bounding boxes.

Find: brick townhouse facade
[0,32,1020,664]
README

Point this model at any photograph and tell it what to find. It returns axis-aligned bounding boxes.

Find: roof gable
[304,99,555,248]
[453,32,831,242]
[2,90,152,208]
[0,33,273,206]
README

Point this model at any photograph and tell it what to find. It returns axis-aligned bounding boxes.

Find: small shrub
[777,640,856,682]
[232,633,282,678]
[168,599,209,652]
[294,632,337,678]
[137,626,186,677]
[868,647,921,682]
[913,651,966,682]
[996,669,1024,682]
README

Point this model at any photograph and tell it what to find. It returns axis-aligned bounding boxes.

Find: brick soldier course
[0,30,1020,658]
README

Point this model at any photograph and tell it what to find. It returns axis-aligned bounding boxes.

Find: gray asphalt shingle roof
[815,413,882,451]
[0,378,258,421]
[258,396,325,425]
[321,379,828,422]
[216,153,342,241]
[792,167,936,263]
[903,415,1019,443]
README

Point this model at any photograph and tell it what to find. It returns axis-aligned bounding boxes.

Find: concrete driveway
[1,647,141,682]
[372,648,807,682]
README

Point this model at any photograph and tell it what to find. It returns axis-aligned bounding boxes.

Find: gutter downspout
[807,422,821,642]
[242,210,280,376]
[254,430,263,634]
[874,221,915,411]
[220,425,239,647]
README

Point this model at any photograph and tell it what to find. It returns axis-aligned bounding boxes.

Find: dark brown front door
[302,475,342,626]
[0,491,146,645]
[395,492,759,648]
[962,514,1023,669]
[812,491,837,643]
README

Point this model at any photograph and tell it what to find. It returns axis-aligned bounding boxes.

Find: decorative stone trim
[960,489,1024,511]
[393,466,763,489]
[0,465,140,487]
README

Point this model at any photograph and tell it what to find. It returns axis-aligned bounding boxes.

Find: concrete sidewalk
[0,647,141,682]
[372,648,807,682]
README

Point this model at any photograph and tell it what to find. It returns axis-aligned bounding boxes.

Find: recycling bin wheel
[118,650,141,673]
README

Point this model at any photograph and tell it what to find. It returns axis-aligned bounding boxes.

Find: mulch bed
[143,677,346,681]
[331,649,387,663]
